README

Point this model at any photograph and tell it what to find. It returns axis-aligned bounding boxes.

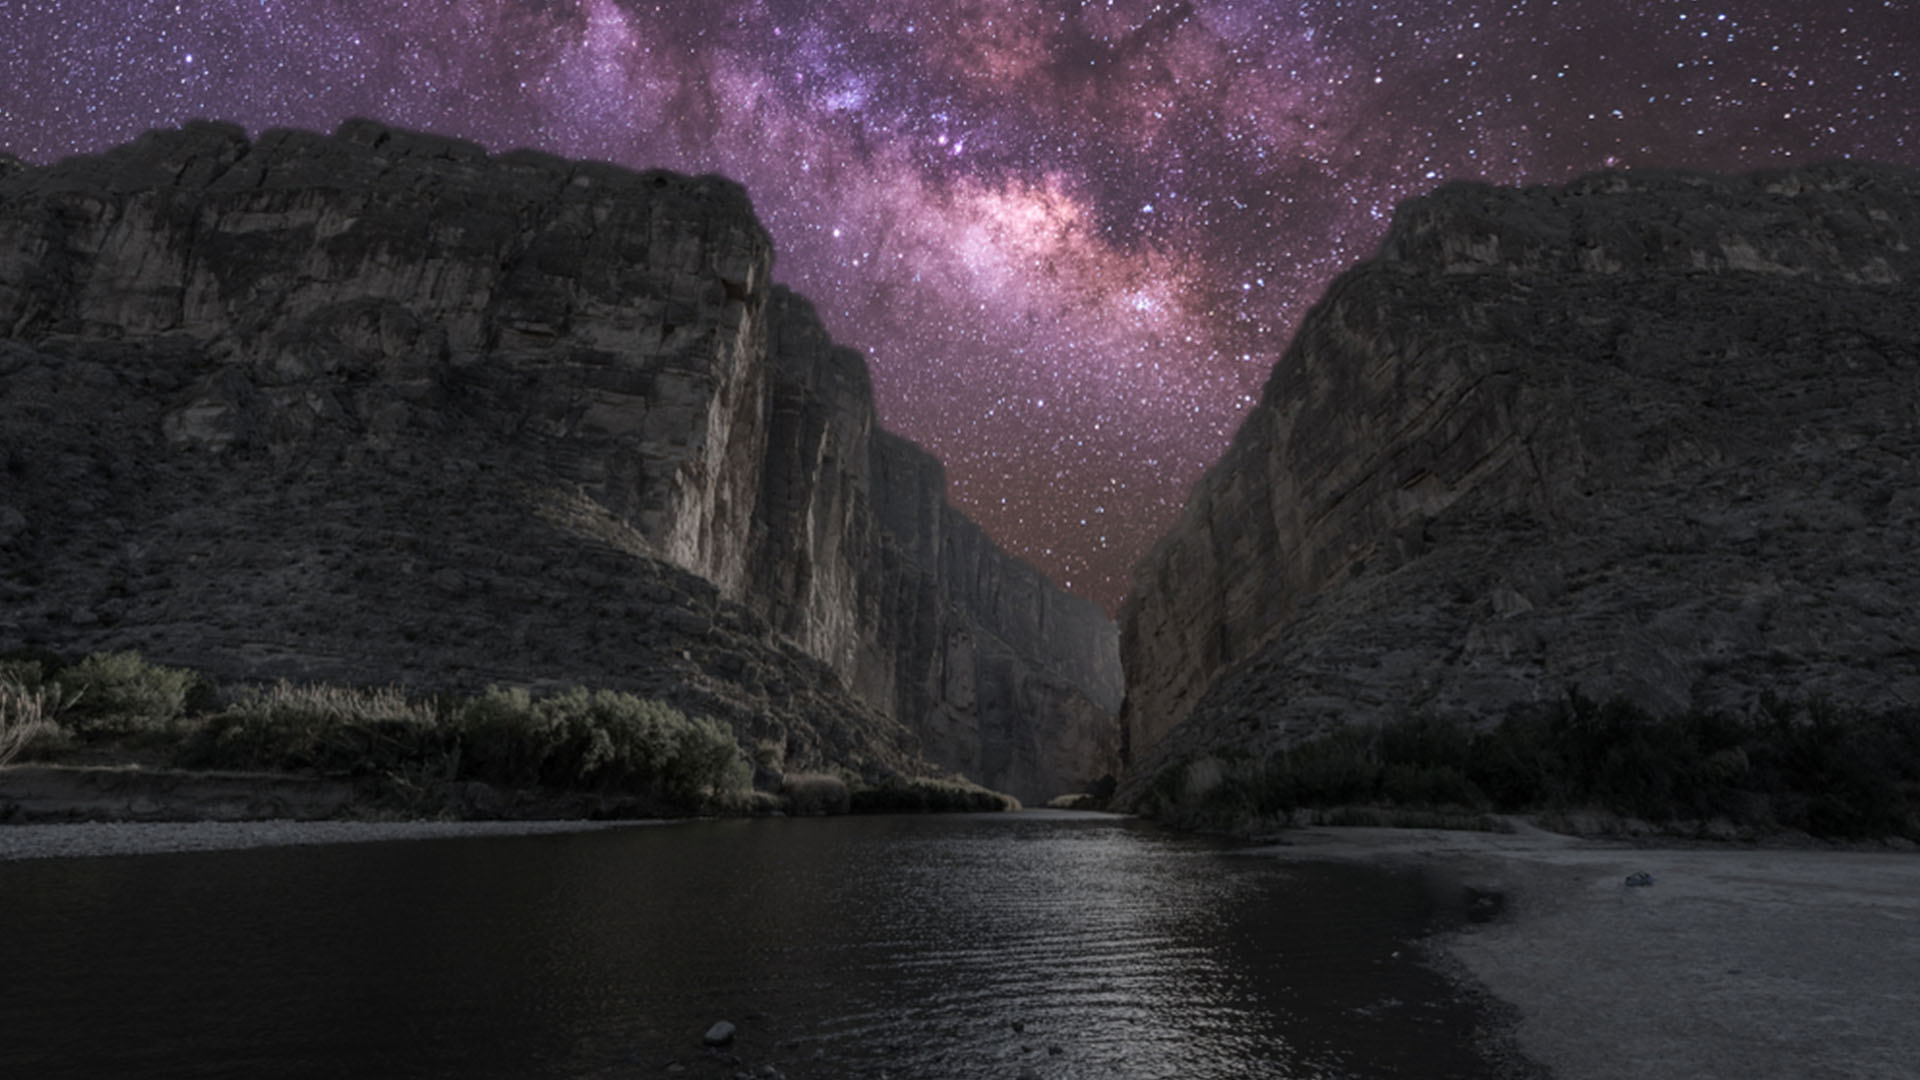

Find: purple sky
[3,0,1914,611]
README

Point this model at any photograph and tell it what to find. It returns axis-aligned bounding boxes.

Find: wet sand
[1248,822,1920,1080]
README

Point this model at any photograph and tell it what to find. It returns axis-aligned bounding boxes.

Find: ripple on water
[0,812,1519,1080]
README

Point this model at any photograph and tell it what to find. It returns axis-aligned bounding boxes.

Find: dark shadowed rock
[0,120,1119,800]
[751,289,1121,799]
[1118,162,1920,800]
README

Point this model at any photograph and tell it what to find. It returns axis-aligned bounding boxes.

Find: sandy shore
[1247,822,1920,1080]
[0,818,659,861]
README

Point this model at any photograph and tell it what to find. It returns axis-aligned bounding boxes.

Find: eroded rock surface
[0,120,1119,801]
[1119,162,1920,792]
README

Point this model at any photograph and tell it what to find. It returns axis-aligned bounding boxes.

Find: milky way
[3,1,1915,610]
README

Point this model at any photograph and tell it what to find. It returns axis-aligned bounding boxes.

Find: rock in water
[0,120,1119,800]
[1117,162,1920,804]
[703,1020,736,1047]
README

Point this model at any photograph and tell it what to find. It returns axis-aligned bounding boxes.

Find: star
[1,0,1914,612]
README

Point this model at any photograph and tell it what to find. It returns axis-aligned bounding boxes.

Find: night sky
[2,2,1915,611]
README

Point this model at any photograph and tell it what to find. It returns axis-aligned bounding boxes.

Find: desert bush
[848,776,1018,813]
[1461,694,1920,837]
[1305,805,1507,832]
[1145,692,1920,841]
[184,681,450,775]
[184,681,751,809]
[0,657,48,691]
[781,772,851,815]
[1380,763,1486,809]
[452,687,749,803]
[53,651,203,738]
[1258,728,1380,811]
[2,668,74,765]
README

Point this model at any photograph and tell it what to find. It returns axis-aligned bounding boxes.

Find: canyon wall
[1119,162,1920,793]
[750,286,1121,799]
[0,120,1119,801]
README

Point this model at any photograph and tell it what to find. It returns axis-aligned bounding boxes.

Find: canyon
[0,120,1119,804]
[8,122,1917,817]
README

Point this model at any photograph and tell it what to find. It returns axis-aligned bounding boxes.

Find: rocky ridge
[1119,161,1920,794]
[0,120,1119,802]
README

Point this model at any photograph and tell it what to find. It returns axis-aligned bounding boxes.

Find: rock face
[0,120,1119,802]
[1119,162,1920,790]
[751,288,1121,799]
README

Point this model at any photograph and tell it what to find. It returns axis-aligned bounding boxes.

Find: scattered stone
[704,1021,737,1047]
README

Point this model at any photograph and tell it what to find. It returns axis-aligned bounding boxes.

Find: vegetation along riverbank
[1130,691,1920,845]
[0,650,1016,823]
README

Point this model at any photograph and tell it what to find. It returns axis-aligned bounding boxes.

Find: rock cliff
[1119,162,1920,793]
[0,120,1119,802]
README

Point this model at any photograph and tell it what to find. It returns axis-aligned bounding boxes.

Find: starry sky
[2,1,1915,611]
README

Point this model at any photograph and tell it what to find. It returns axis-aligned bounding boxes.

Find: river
[0,811,1526,1078]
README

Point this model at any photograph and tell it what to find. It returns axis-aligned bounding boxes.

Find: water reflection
[0,813,1510,1079]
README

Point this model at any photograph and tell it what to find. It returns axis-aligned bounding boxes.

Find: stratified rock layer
[0,120,1119,801]
[1119,162,1920,791]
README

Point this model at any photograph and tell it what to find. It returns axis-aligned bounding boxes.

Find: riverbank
[1249,821,1920,1080]
[0,817,653,861]
[0,758,1017,832]
[0,761,708,825]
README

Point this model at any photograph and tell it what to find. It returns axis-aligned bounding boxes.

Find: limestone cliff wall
[753,290,1120,800]
[1119,162,1920,787]
[0,120,1119,800]
[0,118,774,594]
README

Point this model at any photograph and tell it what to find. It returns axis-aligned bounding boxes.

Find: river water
[0,812,1526,1079]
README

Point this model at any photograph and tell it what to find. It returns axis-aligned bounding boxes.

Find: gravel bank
[0,818,662,861]
[1248,822,1920,1080]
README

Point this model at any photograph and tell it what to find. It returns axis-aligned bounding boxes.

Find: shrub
[1272,728,1380,808]
[1152,694,1920,842]
[781,772,851,815]
[0,657,48,692]
[452,687,749,802]
[185,681,752,810]
[848,776,1018,813]
[1380,763,1487,809]
[184,681,449,775]
[53,651,202,738]
[1467,694,1920,839]
[448,686,543,782]
[2,668,75,766]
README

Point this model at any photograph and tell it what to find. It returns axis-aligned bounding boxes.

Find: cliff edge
[0,120,1119,803]
[1118,161,1920,795]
